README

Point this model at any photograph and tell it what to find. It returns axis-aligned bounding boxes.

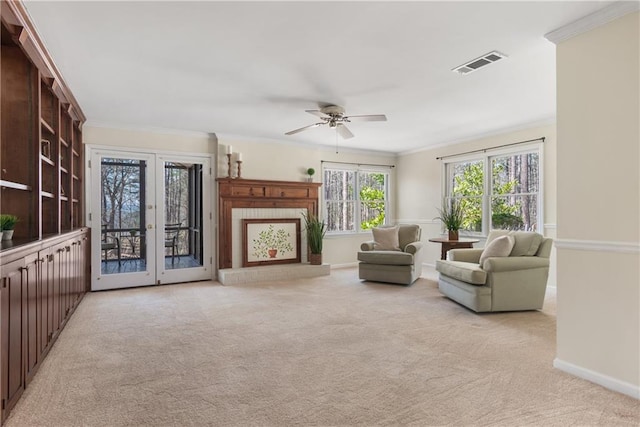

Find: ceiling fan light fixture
[285,104,386,140]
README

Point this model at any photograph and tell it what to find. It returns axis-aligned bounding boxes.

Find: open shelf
[0,180,32,191]
[40,117,55,134]
[41,154,55,166]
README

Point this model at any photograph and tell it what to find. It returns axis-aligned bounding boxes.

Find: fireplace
[217,178,322,269]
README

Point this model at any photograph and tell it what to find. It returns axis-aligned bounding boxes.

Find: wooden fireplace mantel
[217,178,322,269]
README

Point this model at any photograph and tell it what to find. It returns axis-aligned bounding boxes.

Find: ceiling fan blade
[336,123,354,139]
[305,110,330,118]
[346,114,387,122]
[285,123,323,135]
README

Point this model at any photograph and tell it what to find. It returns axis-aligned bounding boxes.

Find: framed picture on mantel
[242,218,301,267]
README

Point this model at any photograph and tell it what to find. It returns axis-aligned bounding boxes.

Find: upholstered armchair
[435,230,552,312]
[358,224,423,285]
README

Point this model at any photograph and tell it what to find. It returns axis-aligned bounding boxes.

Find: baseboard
[553,358,640,399]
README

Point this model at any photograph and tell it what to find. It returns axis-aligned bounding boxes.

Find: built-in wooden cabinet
[1,2,85,242]
[0,229,89,422]
[1,2,89,424]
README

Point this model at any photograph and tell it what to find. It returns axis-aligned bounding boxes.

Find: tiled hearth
[218,263,330,285]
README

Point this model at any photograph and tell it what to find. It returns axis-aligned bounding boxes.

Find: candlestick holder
[236,160,243,179]
[226,153,232,178]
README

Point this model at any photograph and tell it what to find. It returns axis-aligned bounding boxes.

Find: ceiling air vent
[452,51,507,75]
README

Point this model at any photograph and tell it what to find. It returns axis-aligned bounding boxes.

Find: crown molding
[544,1,640,44]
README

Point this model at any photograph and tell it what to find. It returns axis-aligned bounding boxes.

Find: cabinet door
[24,253,39,385]
[1,259,26,420]
[62,243,72,319]
[71,239,81,306]
[38,248,53,356]
[52,243,66,332]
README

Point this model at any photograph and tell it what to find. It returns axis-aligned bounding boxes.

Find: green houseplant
[306,167,315,182]
[434,200,464,240]
[302,212,326,265]
[0,214,19,241]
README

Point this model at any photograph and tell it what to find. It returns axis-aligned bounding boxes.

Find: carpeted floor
[5,268,639,426]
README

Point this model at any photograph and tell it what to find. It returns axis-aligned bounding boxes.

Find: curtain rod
[436,137,545,160]
[321,160,395,168]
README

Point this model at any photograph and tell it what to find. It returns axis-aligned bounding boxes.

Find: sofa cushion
[372,226,400,251]
[358,250,413,266]
[435,260,487,285]
[510,231,544,256]
[479,234,515,268]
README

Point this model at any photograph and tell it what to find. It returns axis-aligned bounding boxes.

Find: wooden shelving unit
[1,1,89,424]
[1,18,85,242]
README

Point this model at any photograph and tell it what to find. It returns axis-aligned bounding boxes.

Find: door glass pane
[100,157,147,275]
[164,162,203,270]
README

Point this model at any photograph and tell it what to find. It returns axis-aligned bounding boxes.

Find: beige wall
[396,123,557,281]
[84,125,216,154]
[217,137,397,266]
[85,126,397,268]
[554,11,639,395]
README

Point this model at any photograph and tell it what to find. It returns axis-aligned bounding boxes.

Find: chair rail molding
[554,238,640,254]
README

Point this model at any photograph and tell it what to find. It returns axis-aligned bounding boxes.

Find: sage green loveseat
[435,230,552,312]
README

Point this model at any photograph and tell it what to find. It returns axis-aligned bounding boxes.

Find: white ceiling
[23,1,613,154]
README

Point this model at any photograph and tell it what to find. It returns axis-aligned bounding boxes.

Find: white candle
[237,152,243,162]
[226,145,232,155]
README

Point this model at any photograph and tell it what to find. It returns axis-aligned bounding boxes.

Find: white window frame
[322,163,391,235]
[441,143,543,237]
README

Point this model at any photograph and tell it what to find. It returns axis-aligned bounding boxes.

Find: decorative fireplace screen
[242,218,301,267]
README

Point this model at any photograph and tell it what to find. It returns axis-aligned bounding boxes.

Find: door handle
[147,224,153,229]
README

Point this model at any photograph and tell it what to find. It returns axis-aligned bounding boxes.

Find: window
[444,148,541,235]
[323,165,390,233]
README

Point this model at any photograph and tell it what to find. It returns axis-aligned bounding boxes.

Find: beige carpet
[6,268,639,426]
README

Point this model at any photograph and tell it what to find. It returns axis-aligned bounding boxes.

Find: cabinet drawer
[230,186,267,197]
[271,187,310,198]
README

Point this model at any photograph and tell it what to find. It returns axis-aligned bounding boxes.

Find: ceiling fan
[285,105,387,139]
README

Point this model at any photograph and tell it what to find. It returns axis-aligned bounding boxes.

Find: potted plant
[434,200,464,240]
[0,214,19,241]
[302,212,326,265]
[306,167,315,182]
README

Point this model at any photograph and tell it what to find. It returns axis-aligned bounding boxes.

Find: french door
[89,148,212,291]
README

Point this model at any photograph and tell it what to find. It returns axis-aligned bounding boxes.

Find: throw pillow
[509,231,543,257]
[372,226,401,251]
[479,234,515,268]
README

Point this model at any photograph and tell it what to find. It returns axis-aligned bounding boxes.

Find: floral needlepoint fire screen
[242,218,301,267]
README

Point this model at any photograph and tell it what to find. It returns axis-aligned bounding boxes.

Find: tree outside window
[324,167,389,233]
[445,150,540,235]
